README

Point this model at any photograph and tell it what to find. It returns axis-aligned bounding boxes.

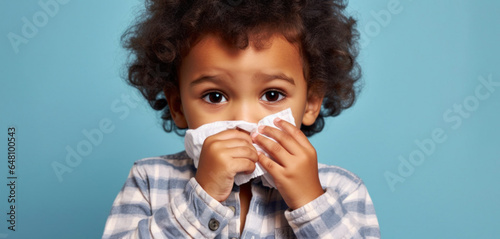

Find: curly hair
[122,0,361,137]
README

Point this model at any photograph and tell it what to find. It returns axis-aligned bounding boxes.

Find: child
[103,0,380,238]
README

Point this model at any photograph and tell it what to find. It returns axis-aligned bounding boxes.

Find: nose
[229,101,261,123]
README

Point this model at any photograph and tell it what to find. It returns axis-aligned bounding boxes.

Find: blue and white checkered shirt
[102,151,380,238]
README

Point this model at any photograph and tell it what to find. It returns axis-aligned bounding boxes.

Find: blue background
[1,0,499,238]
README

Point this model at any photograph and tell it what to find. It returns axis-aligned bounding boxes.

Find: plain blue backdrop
[1,0,499,238]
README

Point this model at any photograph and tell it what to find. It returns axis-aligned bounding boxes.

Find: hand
[195,129,259,202]
[252,118,324,210]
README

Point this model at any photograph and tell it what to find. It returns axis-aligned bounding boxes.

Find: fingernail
[258,125,265,132]
[274,118,281,124]
[251,129,259,138]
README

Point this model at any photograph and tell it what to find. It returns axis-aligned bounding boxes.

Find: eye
[260,90,285,102]
[202,92,227,104]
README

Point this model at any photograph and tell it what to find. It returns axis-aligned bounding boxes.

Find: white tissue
[184,108,295,188]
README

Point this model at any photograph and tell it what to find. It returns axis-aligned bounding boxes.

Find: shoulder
[134,151,193,167]
[131,151,196,179]
[317,163,365,194]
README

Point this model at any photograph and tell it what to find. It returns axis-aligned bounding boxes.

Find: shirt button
[208,218,220,231]
[228,206,236,213]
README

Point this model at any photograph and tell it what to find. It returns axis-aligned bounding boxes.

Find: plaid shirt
[102,151,380,238]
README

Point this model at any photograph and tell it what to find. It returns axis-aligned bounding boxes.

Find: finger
[230,157,257,174]
[255,124,301,155]
[252,133,289,166]
[257,152,283,177]
[273,118,312,148]
[211,138,256,150]
[225,146,259,163]
[207,129,253,143]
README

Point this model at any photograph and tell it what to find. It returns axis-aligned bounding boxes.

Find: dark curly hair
[122,0,361,137]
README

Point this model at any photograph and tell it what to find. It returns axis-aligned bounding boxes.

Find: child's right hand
[195,129,258,202]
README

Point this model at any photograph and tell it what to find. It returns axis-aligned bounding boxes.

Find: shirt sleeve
[284,180,380,239]
[102,163,234,239]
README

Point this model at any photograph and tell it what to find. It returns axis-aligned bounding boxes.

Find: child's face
[167,33,322,129]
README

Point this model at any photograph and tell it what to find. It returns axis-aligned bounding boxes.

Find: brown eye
[261,90,285,102]
[202,92,227,104]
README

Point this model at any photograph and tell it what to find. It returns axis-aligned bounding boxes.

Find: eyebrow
[189,75,223,87]
[254,73,296,86]
[189,73,296,87]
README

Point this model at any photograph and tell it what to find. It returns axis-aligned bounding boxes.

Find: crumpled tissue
[184,108,295,188]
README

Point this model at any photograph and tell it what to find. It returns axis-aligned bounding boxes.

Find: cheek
[290,91,309,127]
[183,106,225,129]
[290,105,306,128]
[178,96,200,129]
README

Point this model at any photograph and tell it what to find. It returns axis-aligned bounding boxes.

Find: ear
[164,86,188,129]
[302,92,324,126]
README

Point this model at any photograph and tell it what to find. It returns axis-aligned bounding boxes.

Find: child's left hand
[252,118,325,210]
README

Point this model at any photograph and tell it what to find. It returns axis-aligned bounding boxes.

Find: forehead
[178,33,305,85]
